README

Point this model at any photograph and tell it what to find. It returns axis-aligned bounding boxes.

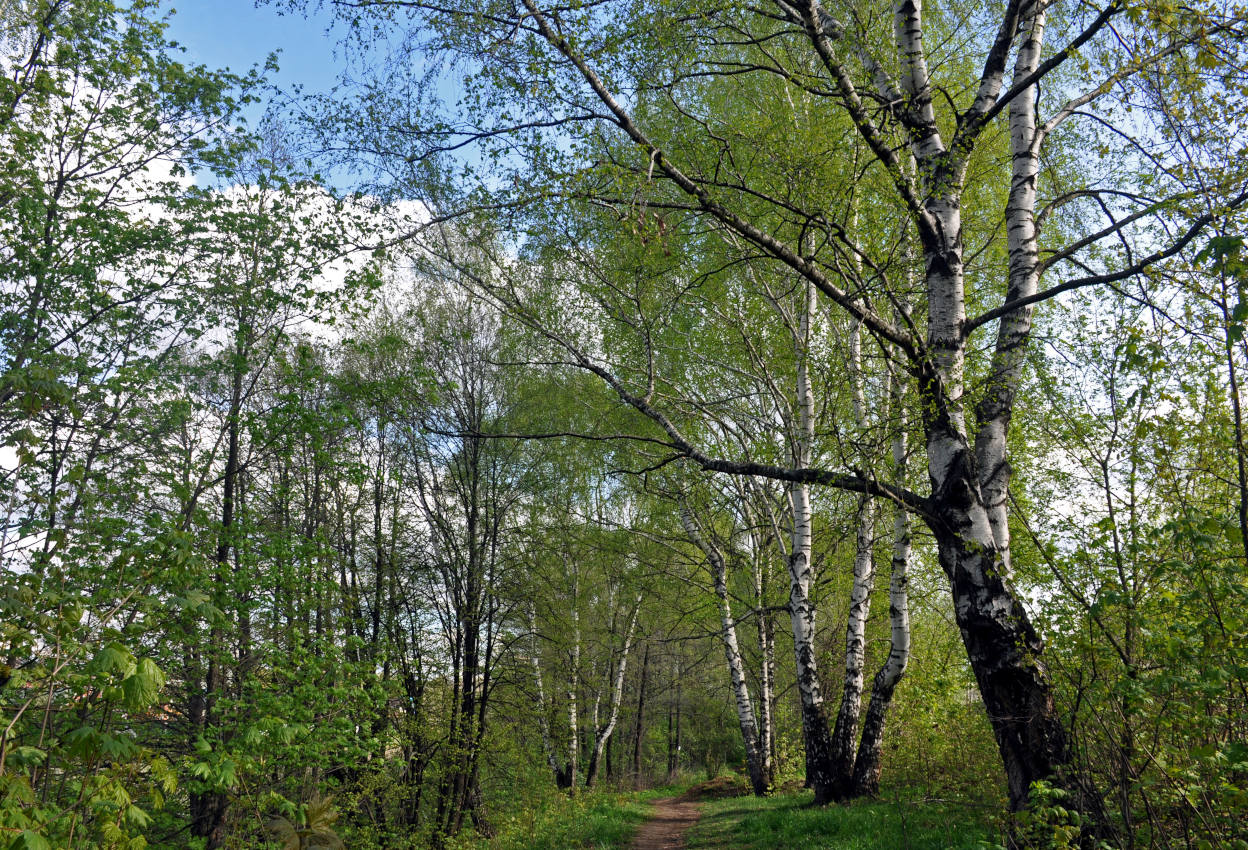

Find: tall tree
[311,0,1248,818]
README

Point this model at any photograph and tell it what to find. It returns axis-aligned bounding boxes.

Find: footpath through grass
[685,788,994,850]
[456,778,995,850]
[455,782,687,850]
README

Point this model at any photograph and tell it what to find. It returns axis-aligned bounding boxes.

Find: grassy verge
[685,790,994,850]
[455,783,687,850]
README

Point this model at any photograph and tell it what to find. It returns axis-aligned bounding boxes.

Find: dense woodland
[2,0,1248,848]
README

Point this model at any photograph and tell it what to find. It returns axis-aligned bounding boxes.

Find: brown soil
[629,778,747,849]
[629,796,702,850]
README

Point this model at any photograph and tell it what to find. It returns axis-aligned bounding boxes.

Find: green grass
[456,783,689,850]
[685,790,994,850]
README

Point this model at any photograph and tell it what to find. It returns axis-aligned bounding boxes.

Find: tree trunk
[787,276,838,804]
[829,306,878,798]
[632,642,648,786]
[667,659,682,780]
[745,483,780,787]
[680,505,768,796]
[529,608,562,785]
[829,494,876,798]
[756,557,777,787]
[585,596,641,788]
[191,351,243,850]
[563,564,580,792]
[851,416,912,796]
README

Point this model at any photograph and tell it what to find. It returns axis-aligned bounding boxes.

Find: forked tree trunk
[828,494,875,799]
[939,0,1081,814]
[679,505,768,796]
[851,411,912,796]
[828,308,879,800]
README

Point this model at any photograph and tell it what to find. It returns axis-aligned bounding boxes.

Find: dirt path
[630,795,702,850]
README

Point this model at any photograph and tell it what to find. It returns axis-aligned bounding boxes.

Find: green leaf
[119,658,165,709]
[88,641,135,677]
[6,746,46,768]
[6,831,51,850]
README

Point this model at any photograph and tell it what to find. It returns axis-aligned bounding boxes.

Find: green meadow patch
[686,791,994,850]
[456,785,686,850]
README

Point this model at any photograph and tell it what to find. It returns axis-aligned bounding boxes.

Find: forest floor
[614,776,996,849]
[469,777,997,849]
[682,787,996,849]
[628,794,702,849]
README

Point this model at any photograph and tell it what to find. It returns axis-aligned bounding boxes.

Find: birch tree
[311,0,1248,820]
[678,500,769,795]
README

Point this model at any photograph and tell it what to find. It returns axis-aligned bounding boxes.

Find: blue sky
[162,1,476,186]
[164,1,346,108]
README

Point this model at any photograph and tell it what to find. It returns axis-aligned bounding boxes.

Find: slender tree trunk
[632,642,648,786]
[674,673,682,777]
[745,489,780,785]
[667,659,682,780]
[829,310,879,799]
[1220,273,1248,567]
[680,506,768,796]
[586,596,641,787]
[851,406,912,796]
[191,349,243,850]
[666,689,674,777]
[563,563,580,792]
[606,729,615,782]
[829,493,875,798]
[754,549,777,786]
[530,608,562,784]
[787,277,838,803]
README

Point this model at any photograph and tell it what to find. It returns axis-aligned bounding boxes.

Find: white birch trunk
[851,381,912,795]
[829,493,875,794]
[829,306,878,797]
[586,595,641,787]
[751,524,777,785]
[973,0,1046,577]
[679,505,768,795]
[564,563,580,792]
[787,275,838,803]
[529,608,562,784]
[911,0,1071,810]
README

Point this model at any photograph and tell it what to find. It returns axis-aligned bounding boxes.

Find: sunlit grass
[686,790,994,850]
[456,783,689,850]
